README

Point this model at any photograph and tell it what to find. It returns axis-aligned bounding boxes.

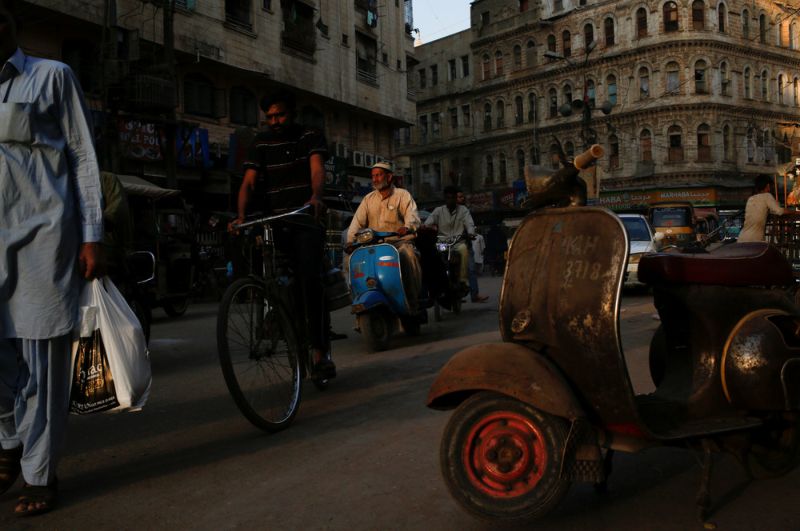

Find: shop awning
[108,172,181,199]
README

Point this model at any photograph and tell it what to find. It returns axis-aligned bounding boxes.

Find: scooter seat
[638,242,794,287]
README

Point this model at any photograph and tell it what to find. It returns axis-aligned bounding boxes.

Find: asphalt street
[1,276,798,530]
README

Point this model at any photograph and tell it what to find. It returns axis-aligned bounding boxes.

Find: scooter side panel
[500,207,641,426]
[349,243,407,315]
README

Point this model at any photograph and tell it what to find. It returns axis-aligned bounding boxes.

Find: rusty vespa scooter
[426,145,800,523]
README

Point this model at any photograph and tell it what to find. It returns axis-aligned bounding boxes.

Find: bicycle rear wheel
[217,277,302,432]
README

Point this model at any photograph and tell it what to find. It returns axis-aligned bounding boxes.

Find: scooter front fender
[426,342,584,420]
[351,290,390,314]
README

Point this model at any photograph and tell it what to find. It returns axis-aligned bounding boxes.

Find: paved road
[1,277,798,530]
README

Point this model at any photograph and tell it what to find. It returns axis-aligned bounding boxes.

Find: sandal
[311,355,337,380]
[15,480,58,517]
[0,445,22,495]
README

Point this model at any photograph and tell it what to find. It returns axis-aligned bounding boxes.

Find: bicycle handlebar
[232,205,313,230]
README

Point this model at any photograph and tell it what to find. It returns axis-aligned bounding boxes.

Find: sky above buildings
[413,0,472,44]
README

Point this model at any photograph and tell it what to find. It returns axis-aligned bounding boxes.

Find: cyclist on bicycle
[230,88,335,380]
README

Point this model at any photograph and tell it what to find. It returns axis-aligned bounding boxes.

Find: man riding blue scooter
[345,162,424,351]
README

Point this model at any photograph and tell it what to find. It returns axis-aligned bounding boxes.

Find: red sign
[498,188,515,209]
[467,191,494,212]
[118,119,164,161]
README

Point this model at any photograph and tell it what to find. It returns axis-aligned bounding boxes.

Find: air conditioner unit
[364,153,375,166]
[353,151,364,166]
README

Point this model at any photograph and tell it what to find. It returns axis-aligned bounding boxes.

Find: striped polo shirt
[243,123,329,213]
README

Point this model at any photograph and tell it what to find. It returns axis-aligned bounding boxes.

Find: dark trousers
[273,221,330,352]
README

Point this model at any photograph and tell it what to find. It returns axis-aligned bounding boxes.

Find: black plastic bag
[69,330,120,414]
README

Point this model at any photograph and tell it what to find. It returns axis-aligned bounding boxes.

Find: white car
[619,213,662,287]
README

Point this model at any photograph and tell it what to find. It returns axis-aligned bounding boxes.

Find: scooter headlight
[356,229,375,244]
[436,242,448,252]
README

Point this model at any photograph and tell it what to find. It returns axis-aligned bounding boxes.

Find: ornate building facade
[405,0,800,212]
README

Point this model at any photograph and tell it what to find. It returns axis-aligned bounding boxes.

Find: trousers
[0,335,72,486]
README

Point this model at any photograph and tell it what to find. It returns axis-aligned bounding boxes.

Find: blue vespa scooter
[349,229,426,351]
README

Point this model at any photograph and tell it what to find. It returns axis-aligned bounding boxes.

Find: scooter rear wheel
[440,392,571,522]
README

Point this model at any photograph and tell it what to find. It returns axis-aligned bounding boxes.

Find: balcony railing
[357,67,378,85]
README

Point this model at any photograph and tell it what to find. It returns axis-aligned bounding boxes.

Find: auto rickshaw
[117,174,196,316]
[648,201,696,247]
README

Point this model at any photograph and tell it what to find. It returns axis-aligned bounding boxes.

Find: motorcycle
[349,229,427,351]
[432,234,470,321]
[426,145,800,523]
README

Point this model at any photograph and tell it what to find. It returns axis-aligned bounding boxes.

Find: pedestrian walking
[0,0,104,516]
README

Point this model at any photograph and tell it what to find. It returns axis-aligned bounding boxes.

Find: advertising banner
[177,127,211,169]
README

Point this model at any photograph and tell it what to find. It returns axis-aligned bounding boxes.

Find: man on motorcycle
[345,162,422,310]
[425,186,477,293]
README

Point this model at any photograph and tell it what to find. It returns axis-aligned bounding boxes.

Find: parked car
[619,213,662,287]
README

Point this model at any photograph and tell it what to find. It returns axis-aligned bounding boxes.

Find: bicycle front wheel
[217,277,302,432]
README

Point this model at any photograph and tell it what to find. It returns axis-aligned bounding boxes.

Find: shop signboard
[118,119,164,161]
[599,187,722,210]
[467,191,494,212]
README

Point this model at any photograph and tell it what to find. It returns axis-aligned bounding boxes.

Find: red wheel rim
[461,410,548,498]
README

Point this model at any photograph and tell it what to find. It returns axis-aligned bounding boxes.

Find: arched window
[530,145,541,165]
[607,74,617,105]
[744,67,751,98]
[515,96,524,124]
[791,22,797,49]
[548,88,558,117]
[184,73,216,117]
[482,54,490,80]
[563,84,573,107]
[587,79,596,107]
[636,8,648,38]
[794,77,799,106]
[547,34,557,53]
[527,92,537,122]
[496,100,505,127]
[605,18,615,46]
[778,74,785,104]
[549,143,560,169]
[779,22,785,47]
[513,45,522,68]
[695,59,708,93]
[495,50,504,75]
[668,125,684,161]
[516,149,525,179]
[692,0,705,30]
[761,69,769,100]
[759,14,767,43]
[499,152,507,182]
[742,9,750,39]
[697,124,711,161]
[718,3,726,32]
[640,129,653,161]
[720,61,729,95]
[562,30,572,57]
[584,23,594,48]
[722,124,731,160]
[484,102,492,131]
[486,154,494,183]
[609,134,620,169]
[746,127,755,162]
[664,2,679,32]
[666,61,680,93]
[526,40,537,66]
[639,66,650,98]
[229,86,258,126]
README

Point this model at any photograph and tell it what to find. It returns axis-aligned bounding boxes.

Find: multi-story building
[17,0,416,210]
[405,0,800,215]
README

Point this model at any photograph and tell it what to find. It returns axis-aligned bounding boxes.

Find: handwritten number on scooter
[563,260,602,288]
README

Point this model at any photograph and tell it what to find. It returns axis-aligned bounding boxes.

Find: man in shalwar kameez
[0,0,102,516]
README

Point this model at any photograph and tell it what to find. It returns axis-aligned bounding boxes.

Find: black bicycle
[216,206,328,432]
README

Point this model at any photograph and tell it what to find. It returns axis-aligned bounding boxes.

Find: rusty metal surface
[499,207,641,426]
[426,342,584,420]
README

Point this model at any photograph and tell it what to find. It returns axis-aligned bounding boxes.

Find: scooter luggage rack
[765,214,800,276]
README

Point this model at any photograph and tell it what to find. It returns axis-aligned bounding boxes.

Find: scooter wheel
[359,311,392,352]
[440,392,571,522]
[746,415,800,479]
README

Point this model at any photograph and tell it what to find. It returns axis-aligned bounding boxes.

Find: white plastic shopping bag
[71,278,152,411]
